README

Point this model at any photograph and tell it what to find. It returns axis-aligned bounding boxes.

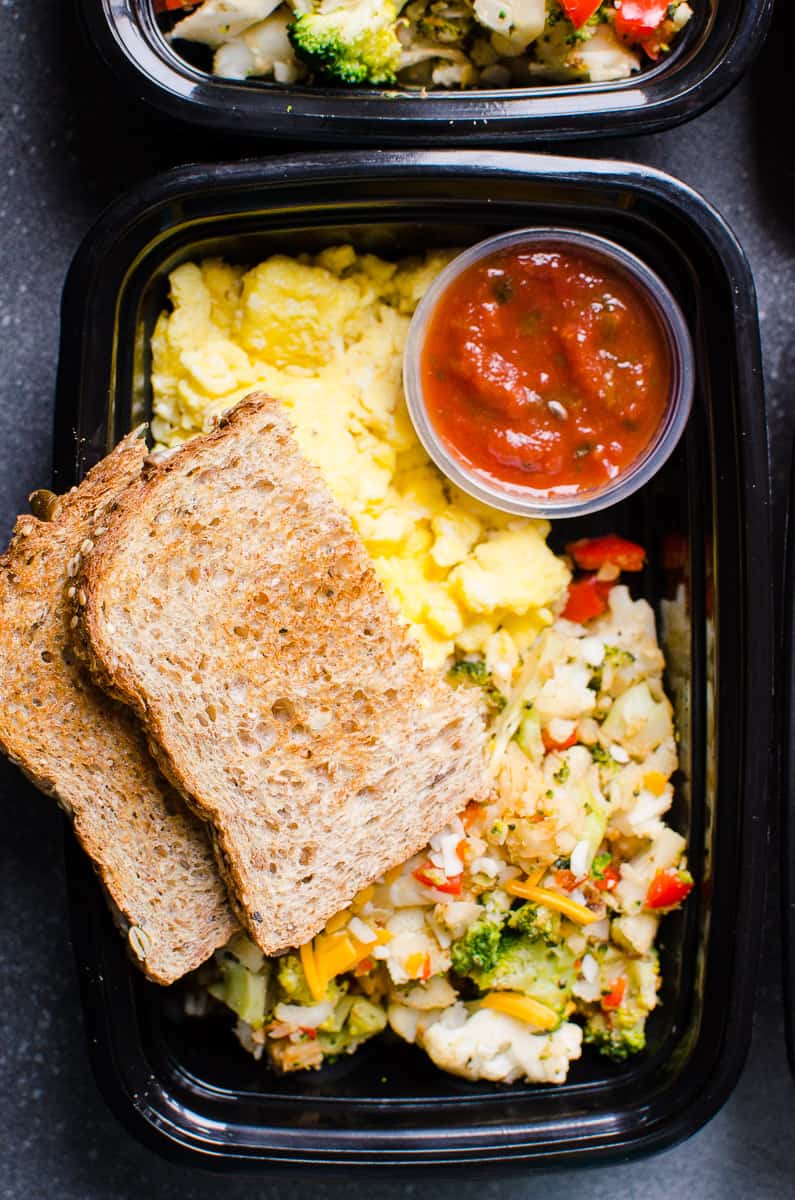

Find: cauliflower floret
[397,43,478,86]
[611,913,659,958]
[394,976,459,1010]
[473,0,545,49]
[417,1003,583,1084]
[600,682,673,759]
[593,587,666,681]
[434,899,483,940]
[530,20,640,82]
[381,908,451,984]
[606,739,677,814]
[533,662,596,722]
[171,0,282,47]
[213,7,303,81]
[614,827,687,912]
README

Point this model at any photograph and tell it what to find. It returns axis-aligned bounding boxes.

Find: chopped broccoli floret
[507,902,563,945]
[582,954,659,1061]
[416,13,469,44]
[450,917,503,975]
[604,645,635,667]
[276,953,315,1005]
[448,656,506,711]
[452,888,585,1020]
[591,851,613,880]
[208,959,269,1027]
[553,761,570,784]
[475,936,576,1016]
[583,1010,647,1061]
[448,657,489,686]
[288,0,401,86]
[347,997,388,1038]
[276,952,348,1009]
[317,996,387,1059]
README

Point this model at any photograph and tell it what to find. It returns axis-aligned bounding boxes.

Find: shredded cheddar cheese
[482,992,559,1031]
[506,879,600,925]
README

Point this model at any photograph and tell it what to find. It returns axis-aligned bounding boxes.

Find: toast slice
[0,433,237,985]
[75,394,490,955]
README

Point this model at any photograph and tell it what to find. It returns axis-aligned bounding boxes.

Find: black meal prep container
[77,0,774,143]
[54,150,771,1171]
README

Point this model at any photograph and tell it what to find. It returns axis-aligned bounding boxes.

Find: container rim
[403,226,694,519]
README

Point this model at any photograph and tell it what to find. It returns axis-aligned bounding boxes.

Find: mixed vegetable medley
[190,535,694,1085]
[156,0,694,89]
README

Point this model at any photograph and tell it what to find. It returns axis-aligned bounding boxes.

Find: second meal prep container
[78,0,775,143]
[55,150,771,1170]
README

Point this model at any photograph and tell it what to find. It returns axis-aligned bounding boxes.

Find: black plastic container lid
[77,0,774,143]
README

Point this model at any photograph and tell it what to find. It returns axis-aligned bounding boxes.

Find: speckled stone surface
[1,0,793,1195]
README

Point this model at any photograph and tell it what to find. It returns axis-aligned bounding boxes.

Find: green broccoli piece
[448,656,506,711]
[276,953,348,1010]
[507,902,563,946]
[553,761,570,785]
[582,955,658,1061]
[591,851,613,880]
[604,645,635,667]
[347,997,388,1038]
[288,0,402,86]
[450,917,503,975]
[448,657,489,686]
[276,953,315,1005]
[316,997,386,1060]
[416,13,468,44]
[208,959,269,1027]
[473,935,577,1017]
[583,1010,647,1061]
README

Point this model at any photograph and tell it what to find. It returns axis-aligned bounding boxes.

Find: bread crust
[75,395,491,954]
[0,433,237,985]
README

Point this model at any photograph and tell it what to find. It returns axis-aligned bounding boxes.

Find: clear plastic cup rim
[403,227,695,519]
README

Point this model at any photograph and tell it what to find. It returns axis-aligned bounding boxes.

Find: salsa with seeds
[420,244,671,496]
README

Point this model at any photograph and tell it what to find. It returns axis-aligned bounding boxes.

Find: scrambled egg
[150,246,570,668]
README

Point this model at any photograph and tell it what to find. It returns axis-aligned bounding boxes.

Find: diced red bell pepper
[566,535,646,573]
[542,727,579,753]
[594,864,620,891]
[154,0,195,11]
[561,574,612,623]
[413,863,463,895]
[559,0,602,29]
[601,976,627,1011]
[646,867,694,909]
[554,869,580,892]
[613,0,668,42]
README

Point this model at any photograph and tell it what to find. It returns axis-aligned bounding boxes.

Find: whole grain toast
[0,433,237,985]
[74,394,490,955]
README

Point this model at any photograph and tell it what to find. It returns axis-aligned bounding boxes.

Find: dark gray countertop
[1,1,793,1195]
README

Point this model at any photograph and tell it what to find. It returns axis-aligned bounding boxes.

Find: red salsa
[420,244,671,496]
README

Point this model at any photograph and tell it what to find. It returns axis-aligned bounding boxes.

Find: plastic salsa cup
[403,227,694,519]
